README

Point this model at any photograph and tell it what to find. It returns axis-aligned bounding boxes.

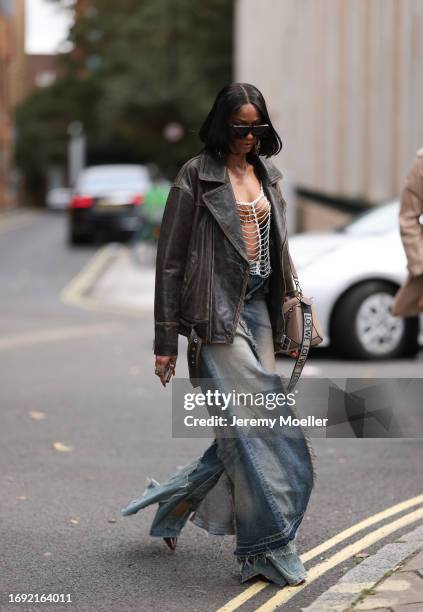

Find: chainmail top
[235,182,272,278]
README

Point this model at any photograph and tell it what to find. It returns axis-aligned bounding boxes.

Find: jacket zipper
[231,267,250,342]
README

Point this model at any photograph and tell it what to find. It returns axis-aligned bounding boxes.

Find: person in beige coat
[391,148,423,317]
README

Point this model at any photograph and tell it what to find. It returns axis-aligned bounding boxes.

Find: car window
[337,201,400,235]
[77,167,151,193]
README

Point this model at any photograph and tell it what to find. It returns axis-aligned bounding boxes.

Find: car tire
[330,280,420,360]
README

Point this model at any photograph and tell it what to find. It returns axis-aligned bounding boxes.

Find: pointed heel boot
[163,537,178,551]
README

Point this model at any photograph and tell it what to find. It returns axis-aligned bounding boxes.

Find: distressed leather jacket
[153,148,297,356]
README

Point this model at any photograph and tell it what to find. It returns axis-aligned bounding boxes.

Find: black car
[68,164,152,244]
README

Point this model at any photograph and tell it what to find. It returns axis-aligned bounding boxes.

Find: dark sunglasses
[229,123,270,138]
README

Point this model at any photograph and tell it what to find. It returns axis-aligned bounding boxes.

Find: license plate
[95,198,125,211]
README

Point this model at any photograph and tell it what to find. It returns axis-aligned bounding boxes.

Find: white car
[46,187,72,211]
[289,201,423,359]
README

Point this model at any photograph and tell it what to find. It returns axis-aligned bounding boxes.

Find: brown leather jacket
[153,149,297,356]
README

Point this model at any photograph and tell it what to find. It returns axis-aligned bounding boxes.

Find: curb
[60,242,122,312]
[60,241,156,317]
[87,244,155,314]
[302,522,423,611]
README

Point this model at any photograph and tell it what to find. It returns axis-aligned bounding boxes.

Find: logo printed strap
[286,303,313,393]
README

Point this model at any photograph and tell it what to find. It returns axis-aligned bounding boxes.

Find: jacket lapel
[199,150,284,264]
[202,181,249,263]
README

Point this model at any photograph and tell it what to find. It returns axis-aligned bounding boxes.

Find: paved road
[1,208,423,612]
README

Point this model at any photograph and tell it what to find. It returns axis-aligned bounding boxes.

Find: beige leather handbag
[279,252,324,391]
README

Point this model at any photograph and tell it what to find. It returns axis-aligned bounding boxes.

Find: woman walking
[121,83,315,587]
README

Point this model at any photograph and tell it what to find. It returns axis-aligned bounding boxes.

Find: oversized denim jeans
[121,273,315,586]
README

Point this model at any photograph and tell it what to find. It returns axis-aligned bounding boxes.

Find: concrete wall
[235,0,423,204]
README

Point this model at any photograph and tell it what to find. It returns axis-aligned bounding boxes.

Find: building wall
[27,54,58,90]
[0,0,26,210]
[235,0,423,209]
[10,0,26,105]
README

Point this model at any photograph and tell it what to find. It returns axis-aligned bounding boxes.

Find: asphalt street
[1,208,423,612]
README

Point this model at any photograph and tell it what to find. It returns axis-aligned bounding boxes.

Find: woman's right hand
[154,355,177,387]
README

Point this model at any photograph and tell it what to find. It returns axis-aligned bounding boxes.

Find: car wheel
[331,280,420,360]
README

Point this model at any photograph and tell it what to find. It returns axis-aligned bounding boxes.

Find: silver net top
[235,183,272,278]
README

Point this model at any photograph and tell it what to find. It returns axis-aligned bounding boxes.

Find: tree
[15,0,233,199]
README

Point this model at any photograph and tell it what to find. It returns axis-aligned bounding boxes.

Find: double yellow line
[217,494,423,611]
[61,243,118,312]
[61,243,147,316]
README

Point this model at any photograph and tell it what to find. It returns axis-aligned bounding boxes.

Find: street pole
[67,121,86,188]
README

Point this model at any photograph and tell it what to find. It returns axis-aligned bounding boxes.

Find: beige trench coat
[391,148,423,317]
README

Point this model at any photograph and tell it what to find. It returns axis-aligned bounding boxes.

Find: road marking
[61,243,119,304]
[253,506,423,611]
[0,322,123,351]
[216,494,423,612]
[217,583,268,611]
[60,243,149,317]
[301,494,423,563]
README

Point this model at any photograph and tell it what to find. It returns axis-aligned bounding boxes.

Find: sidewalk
[89,241,156,310]
[349,547,423,610]
[303,523,423,611]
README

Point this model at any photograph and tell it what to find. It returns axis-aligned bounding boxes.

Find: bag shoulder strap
[283,240,314,391]
[287,247,302,295]
[285,302,313,393]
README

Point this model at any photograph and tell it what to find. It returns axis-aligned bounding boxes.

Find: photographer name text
[184,415,328,428]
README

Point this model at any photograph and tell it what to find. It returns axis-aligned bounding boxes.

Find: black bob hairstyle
[198,82,283,161]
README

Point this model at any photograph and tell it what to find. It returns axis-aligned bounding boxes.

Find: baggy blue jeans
[120,273,315,586]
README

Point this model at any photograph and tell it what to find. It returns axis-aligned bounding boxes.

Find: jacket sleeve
[154,184,195,356]
[399,163,423,277]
